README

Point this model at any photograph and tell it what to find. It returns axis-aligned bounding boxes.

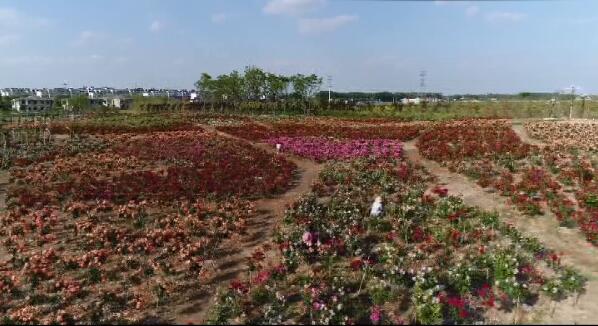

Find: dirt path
[174,125,323,324]
[0,170,9,211]
[403,139,598,324]
[511,122,546,147]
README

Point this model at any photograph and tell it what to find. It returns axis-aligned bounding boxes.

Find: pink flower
[313,301,324,311]
[370,305,382,324]
[302,231,314,246]
[253,270,271,285]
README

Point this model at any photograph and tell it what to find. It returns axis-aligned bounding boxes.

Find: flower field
[0,126,299,323]
[418,119,598,247]
[7,131,296,208]
[526,120,598,151]
[0,114,592,324]
[208,157,584,324]
[265,137,403,162]
[216,119,429,142]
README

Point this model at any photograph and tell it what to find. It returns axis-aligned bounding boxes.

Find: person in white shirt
[370,196,383,217]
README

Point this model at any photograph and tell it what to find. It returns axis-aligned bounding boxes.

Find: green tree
[0,95,10,111]
[214,71,244,110]
[266,74,288,100]
[195,73,215,110]
[68,95,90,112]
[244,66,266,101]
[291,73,322,114]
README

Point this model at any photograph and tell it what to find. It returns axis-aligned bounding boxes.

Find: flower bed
[207,158,585,324]
[526,120,598,151]
[266,137,403,162]
[7,131,296,207]
[216,119,429,142]
[0,198,254,324]
[47,114,203,135]
[418,119,598,246]
[417,119,530,161]
[0,128,300,323]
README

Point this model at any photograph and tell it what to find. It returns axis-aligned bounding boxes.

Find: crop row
[418,119,598,246]
[207,157,584,324]
[7,131,296,208]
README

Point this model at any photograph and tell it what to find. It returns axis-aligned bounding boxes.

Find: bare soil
[511,122,546,147]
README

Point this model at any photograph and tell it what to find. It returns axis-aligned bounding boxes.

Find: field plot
[208,157,583,324]
[0,114,591,324]
[417,119,598,246]
[0,123,297,324]
[215,118,429,142]
[526,120,598,151]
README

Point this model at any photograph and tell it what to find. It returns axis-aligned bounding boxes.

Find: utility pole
[327,75,332,104]
[419,70,426,102]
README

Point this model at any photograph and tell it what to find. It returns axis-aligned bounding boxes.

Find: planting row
[7,131,296,208]
[207,157,584,324]
[0,128,302,323]
[266,137,403,162]
[216,120,428,142]
[0,197,254,324]
[526,120,598,151]
[418,119,598,246]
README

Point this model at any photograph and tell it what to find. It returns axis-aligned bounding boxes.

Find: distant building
[102,95,133,109]
[12,96,54,113]
[400,98,421,105]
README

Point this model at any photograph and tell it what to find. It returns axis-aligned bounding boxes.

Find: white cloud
[72,30,103,46]
[0,55,55,65]
[485,11,526,23]
[150,20,164,32]
[89,54,104,60]
[0,7,49,29]
[211,13,229,24]
[465,6,479,17]
[434,1,469,7]
[113,56,129,64]
[264,0,325,16]
[298,15,358,35]
[0,34,20,46]
[0,8,19,27]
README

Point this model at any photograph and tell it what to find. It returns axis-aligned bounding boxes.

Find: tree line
[195,66,322,114]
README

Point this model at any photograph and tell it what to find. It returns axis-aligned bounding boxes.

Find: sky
[0,0,597,94]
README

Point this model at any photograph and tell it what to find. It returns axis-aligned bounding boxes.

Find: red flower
[253,270,271,285]
[432,185,449,197]
[350,258,363,271]
[229,279,249,294]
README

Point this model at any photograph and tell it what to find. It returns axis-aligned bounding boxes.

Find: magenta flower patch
[266,137,403,162]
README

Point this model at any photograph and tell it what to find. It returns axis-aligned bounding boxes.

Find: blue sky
[0,0,597,94]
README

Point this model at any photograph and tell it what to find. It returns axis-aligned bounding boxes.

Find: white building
[12,96,54,113]
[400,98,421,105]
[102,96,133,109]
